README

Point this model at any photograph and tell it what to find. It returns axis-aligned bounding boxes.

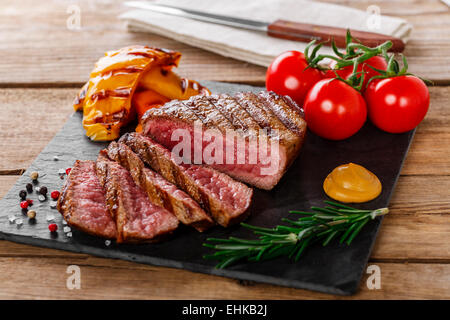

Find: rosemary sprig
[203,201,388,269]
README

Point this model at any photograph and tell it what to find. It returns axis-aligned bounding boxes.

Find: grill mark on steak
[184,95,235,133]
[106,141,214,232]
[57,160,117,239]
[206,95,254,134]
[142,99,200,126]
[257,91,307,138]
[120,133,253,227]
[235,92,301,156]
[96,151,179,243]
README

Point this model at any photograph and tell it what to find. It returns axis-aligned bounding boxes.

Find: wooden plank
[0,257,447,299]
[1,174,448,261]
[0,0,448,85]
[1,87,448,174]
[0,89,76,172]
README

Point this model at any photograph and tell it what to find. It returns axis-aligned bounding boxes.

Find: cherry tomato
[303,79,367,140]
[266,51,324,106]
[324,56,387,91]
[364,75,429,133]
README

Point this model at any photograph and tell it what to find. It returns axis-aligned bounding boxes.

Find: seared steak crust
[106,141,214,231]
[57,160,117,239]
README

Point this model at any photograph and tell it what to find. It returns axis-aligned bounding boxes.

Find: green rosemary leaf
[322,230,339,246]
[294,238,312,262]
[310,206,341,215]
[240,223,275,233]
[348,213,371,223]
[337,208,372,214]
[216,253,249,269]
[289,210,316,215]
[346,218,370,245]
[212,244,260,251]
[324,200,355,210]
[339,221,359,244]
[227,237,268,245]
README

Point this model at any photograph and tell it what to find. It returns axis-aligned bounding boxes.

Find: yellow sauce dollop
[323,163,382,203]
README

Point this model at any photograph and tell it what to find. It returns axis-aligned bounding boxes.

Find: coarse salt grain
[58,169,65,176]
[35,186,40,193]
[63,226,71,233]
[15,218,23,226]
[105,240,111,246]
[66,232,72,238]
[46,214,55,222]
[53,155,59,161]
[50,202,57,209]
[62,220,68,225]
[38,195,46,202]
[8,216,16,223]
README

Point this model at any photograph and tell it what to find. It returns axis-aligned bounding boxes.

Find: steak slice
[120,132,253,227]
[96,151,179,243]
[106,141,214,231]
[57,160,116,239]
[141,91,306,190]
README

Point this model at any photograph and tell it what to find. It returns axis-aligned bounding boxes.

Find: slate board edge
[0,230,350,296]
[342,128,416,295]
[0,81,416,296]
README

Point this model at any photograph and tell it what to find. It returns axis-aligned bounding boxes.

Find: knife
[124,1,405,52]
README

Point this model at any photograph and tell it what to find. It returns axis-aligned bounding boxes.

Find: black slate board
[0,81,415,295]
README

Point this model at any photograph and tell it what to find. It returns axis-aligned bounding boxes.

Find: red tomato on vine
[266,51,324,106]
[364,75,429,133]
[303,78,367,140]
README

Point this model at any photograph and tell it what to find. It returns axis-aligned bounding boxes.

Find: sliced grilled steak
[106,141,214,231]
[141,91,306,190]
[120,133,253,227]
[57,160,117,239]
[96,151,179,243]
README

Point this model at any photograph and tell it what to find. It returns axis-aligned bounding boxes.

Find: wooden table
[0,0,448,299]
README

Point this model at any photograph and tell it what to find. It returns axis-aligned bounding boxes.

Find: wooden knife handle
[267,19,405,52]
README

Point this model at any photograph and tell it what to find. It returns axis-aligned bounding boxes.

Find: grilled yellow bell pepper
[74,46,209,141]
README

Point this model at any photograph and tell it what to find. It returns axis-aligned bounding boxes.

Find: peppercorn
[26,183,33,193]
[66,168,72,175]
[20,201,29,209]
[50,190,60,200]
[48,223,58,233]
[19,190,27,200]
[39,186,48,196]
[26,199,33,206]
[27,210,36,219]
[30,171,39,181]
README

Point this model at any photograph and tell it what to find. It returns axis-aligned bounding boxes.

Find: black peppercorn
[26,183,33,193]
[39,186,48,195]
[19,190,27,200]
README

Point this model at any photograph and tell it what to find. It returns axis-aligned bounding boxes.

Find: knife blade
[124,1,405,52]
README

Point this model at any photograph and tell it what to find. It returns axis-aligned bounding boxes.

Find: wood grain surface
[0,0,448,299]
[0,0,449,85]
